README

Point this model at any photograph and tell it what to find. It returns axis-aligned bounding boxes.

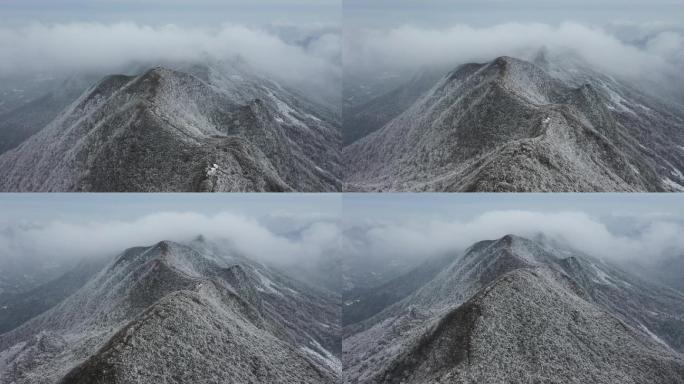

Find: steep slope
[0,62,341,192]
[343,55,684,191]
[0,239,340,384]
[378,269,684,384]
[343,235,684,383]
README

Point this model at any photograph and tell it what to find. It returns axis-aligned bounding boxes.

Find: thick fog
[0,22,340,103]
[2,195,684,290]
[345,21,684,82]
[343,208,684,267]
[7,207,682,268]
[0,210,340,270]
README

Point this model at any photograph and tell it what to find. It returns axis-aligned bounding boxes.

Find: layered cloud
[346,22,684,80]
[345,210,684,266]
[0,22,340,95]
[0,211,340,267]
[2,207,683,286]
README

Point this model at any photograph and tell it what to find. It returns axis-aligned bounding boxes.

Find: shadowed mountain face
[0,75,96,156]
[343,235,684,384]
[0,258,107,335]
[343,54,684,192]
[342,68,444,145]
[0,239,341,384]
[343,252,455,326]
[0,62,342,192]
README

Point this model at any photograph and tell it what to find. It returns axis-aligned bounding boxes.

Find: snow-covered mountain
[343,53,684,191]
[0,60,342,192]
[343,235,684,383]
[0,237,340,383]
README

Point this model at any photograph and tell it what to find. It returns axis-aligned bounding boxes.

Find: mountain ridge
[343,234,684,383]
[0,62,342,192]
[343,54,684,192]
[0,238,341,384]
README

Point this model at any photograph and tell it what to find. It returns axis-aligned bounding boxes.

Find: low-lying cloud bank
[0,211,340,267]
[346,21,684,80]
[346,210,684,266]
[0,22,340,93]
[3,209,682,277]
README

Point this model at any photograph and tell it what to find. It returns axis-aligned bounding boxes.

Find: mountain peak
[497,233,517,245]
[492,55,517,68]
[0,238,341,383]
[153,240,173,254]
[487,234,533,252]
[0,61,342,192]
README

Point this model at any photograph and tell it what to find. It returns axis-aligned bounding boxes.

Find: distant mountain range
[0,237,340,384]
[343,234,684,383]
[343,52,684,191]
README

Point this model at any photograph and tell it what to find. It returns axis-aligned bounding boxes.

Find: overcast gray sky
[0,2,342,97]
[0,193,341,225]
[344,0,684,28]
[343,0,684,82]
[0,194,341,268]
[343,194,684,266]
[1,0,340,26]
[1,194,683,269]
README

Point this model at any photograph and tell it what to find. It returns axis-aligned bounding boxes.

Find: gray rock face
[343,55,684,191]
[0,239,341,384]
[343,235,684,384]
[0,62,342,192]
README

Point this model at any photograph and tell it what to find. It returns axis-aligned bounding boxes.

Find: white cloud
[347,210,684,265]
[0,211,341,267]
[0,22,340,94]
[346,22,683,80]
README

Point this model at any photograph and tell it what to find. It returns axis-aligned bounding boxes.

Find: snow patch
[301,339,341,374]
[662,178,684,191]
[638,323,672,351]
[254,270,282,296]
[264,89,308,130]
[591,264,614,286]
[207,163,219,177]
[603,84,635,114]
[306,113,321,122]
